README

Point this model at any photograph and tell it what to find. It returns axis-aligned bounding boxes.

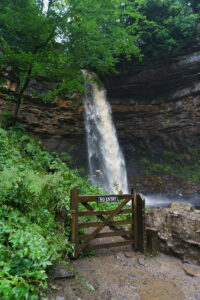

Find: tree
[0,0,147,122]
[0,0,82,122]
[135,0,200,57]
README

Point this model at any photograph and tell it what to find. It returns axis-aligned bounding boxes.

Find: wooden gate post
[70,188,79,258]
[137,194,146,253]
[133,193,146,253]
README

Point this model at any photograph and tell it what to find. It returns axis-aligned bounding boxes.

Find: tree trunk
[13,77,30,124]
[12,28,55,124]
[13,92,23,123]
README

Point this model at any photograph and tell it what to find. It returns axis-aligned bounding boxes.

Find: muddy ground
[46,244,200,300]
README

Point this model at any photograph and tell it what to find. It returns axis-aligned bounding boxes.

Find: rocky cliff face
[0,92,88,169]
[103,40,200,104]
[0,42,200,180]
[101,41,200,173]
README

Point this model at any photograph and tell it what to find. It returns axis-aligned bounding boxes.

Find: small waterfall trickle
[83,71,128,194]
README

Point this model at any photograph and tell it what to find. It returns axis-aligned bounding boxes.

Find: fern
[0,125,100,299]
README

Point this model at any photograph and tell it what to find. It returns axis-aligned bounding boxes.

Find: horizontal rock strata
[146,202,200,265]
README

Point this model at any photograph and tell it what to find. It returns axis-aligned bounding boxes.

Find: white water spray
[83,71,128,194]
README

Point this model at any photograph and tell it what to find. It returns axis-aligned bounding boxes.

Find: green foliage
[0,0,83,103]
[136,0,200,57]
[141,149,200,182]
[65,0,147,72]
[0,0,148,109]
[0,125,100,299]
[0,0,199,101]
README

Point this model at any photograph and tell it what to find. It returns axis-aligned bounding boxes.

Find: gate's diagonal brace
[82,202,131,241]
[77,197,131,256]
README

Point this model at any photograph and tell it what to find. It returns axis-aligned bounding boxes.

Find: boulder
[146,202,200,264]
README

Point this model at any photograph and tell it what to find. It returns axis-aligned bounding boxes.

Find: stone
[114,252,125,261]
[101,289,113,300]
[146,203,200,265]
[139,279,185,300]
[124,252,133,258]
[50,265,75,280]
[138,257,146,266]
[168,202,195,212]
[183,263,200,277]
[86,282,95,291]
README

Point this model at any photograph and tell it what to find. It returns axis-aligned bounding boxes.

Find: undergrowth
[0,125,100,299]
[141,149,200,182]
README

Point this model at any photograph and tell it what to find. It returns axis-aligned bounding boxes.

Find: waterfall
[83,71,128,194]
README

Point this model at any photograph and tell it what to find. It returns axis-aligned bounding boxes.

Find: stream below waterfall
[144,194,200,209]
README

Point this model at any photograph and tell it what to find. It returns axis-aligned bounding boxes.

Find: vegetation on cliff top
[0,0,200,121]
[0,124,100,299]
[137,0,200,57]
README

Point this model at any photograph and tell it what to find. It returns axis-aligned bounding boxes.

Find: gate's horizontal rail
[79,230,133,240]
[81,202,132,241]
[78,219,132,228]
[78,194,132,203]
[88,240,132,250]
[78,209,133,217]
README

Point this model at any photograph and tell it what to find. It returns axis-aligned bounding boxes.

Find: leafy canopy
[136,0,200,56]
[0,0,147,101]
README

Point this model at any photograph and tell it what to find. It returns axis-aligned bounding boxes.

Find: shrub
[0,125,99,299]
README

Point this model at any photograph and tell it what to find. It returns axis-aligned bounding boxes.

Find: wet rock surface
[46,251,200,300]
[103,39,200,104]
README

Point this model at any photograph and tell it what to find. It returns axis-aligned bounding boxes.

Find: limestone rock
[146,203,200,264]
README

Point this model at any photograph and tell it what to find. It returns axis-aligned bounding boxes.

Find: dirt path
[47,246,200,300]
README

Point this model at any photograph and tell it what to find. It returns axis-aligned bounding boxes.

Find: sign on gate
[97,196,119,203]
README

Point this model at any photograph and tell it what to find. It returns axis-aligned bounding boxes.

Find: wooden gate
[69,189,145,258]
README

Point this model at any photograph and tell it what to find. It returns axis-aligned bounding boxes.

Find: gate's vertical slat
[70,188,79,258]
[137,195,146,253]
[137,195,142,251]
[142,198,146,253]
[133,190,138,250]
[131,189,134,250]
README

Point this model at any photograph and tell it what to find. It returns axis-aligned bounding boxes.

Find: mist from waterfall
[83,71,128,194]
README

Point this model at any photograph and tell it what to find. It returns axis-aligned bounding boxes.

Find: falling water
[83,71,128,194]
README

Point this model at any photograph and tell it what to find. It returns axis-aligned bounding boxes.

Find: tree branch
[47,0,57,17]
[33,26,56,53]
